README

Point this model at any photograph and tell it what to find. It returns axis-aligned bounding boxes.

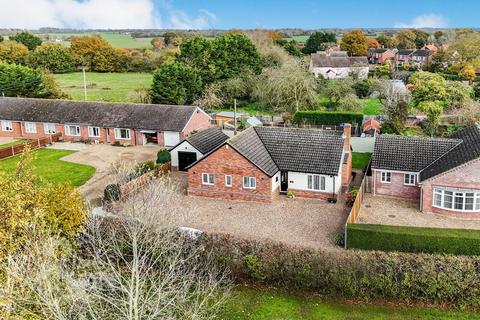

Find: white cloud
[0,0,217,29]
[394,14,448,28]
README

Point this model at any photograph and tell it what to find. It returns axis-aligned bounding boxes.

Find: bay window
[433,188,480,212]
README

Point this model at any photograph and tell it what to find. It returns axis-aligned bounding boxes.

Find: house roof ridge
[418,139,465,180]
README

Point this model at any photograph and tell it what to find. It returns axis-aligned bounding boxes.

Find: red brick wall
[289,189,333,200]
[0,121,22,137]
[187,144,275,202]
[373,170,420,200]
[421,160,480,217]
[182,109,211,137]
[342,153,352,186]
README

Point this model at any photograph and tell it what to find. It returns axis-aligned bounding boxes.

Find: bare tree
[374,80,412,133]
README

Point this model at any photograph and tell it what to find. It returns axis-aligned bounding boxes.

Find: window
[243,176,256,189]
[433,188,480,212]
[65,125,81,136]
[225,175,232,187]
[88,126,100,138]
[1,120,13,132]
[307,174,326,191]
[44,123,56,134]
[114,128,131,140]
[202,173,214,185]
[380,171,391,183]
[25,122,36,133]
[404,173,415,186]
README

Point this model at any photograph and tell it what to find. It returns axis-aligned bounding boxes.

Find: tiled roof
[228,127,345,176]
[310,53,369,68]
[420,125,480,180]
[0,97,200,132]
[371,135,460,172]
[412,49,430,57]
[397,49,415,55]
[186,127,229,154]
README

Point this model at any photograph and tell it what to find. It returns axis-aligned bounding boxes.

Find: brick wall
[0,121,22,137]
[182,109,212,138]
[373,170,420,201]
[187,144,275,202]
[288,189,333,200]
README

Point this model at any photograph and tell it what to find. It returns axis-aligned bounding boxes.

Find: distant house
[395,48,434,68]
[213,111,244,128]
[423,44,438,55]
[411,49,432,66]
[309,52,369,79]
[371,124,480,218]
[0,97,211,147]
[394,49,415,65]
[368,48,395,64]
[186,125,352,202]
[170,126,229,171]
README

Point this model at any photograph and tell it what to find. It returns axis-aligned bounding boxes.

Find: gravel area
[171,172,349,249]
[357,194,480,230]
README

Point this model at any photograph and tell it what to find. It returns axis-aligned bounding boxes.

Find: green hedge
[156,149,171,164]
[347,224,480,256]
[293,111,363,126]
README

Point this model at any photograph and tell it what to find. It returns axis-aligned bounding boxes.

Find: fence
[120,162,171,198]
[0,133,63,160]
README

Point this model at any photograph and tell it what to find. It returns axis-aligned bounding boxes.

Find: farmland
[41,32,155,49]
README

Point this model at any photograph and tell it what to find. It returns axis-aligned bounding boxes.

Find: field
[54,72,153,102]
[0,148,95,187]
[221,287,480,320]
[352,152,372,170]
[42,32,155,49]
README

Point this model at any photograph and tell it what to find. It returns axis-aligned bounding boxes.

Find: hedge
[202,233,480,308]
[293,111,363,126]
[156,149,171,164]
[346,224,480,256]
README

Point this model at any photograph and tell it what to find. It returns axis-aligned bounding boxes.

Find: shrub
[334,233,345,247]
[156,149,171,164]
[346,224,480,256]
[103,183,121,203]
[293,111,363,126]
[352,79,371,98]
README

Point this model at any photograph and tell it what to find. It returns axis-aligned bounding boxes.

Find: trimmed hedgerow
[293,111,363,126]
[346,224,480,256]
[202,233,480,308]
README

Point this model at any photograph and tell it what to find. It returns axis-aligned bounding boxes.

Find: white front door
[164,131,180,147]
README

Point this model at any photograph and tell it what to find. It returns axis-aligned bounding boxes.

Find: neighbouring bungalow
[0,97,211,147]
[309,52,369,80]
[170,126,229,171]
[186,124,352,202]
[368,48,395,65]
[371,124,480,218]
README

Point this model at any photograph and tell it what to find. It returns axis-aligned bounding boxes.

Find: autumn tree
[266,31,283,41]
[419,100,443,136]
[0,40,29,64]
[340,29,368,56]
[459,64,477,82]
[302,31,336,54]
[408,71,449,106]
[28,42,77,73]
[9,32,42,50]
[151,37,166,50]
[447,32,480,68]
[396,30,416,49]
[367,38,381,48]
[376,33,398,48]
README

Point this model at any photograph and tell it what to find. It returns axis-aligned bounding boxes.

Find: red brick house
[368,48,395,64]
[0,97,211,147]
[371,125,480,218]
[186,125,352,202]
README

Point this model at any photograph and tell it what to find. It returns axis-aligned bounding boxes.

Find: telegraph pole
[82,67,88,101]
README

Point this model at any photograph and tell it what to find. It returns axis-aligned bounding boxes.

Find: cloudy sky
[0,0,478,29]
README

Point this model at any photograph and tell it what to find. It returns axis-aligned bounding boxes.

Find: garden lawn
[0,139,24,148]
[0,148,95,187]
[352,152,372,170]
[362,98,382,115]
[221,287,480,320]
[54,72,153,102]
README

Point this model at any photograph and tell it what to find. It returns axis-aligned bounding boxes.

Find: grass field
[0,149,95,187]
[352,152,372,170]
[54,72,153,102]
[42,32,155,49]
[221,287,480,320]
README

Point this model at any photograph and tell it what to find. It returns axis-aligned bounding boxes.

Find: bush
[346,224,480,256]
[156,149,171,164]
[103,183,121,203]
[352,79,371,98]
[293,111,363,126]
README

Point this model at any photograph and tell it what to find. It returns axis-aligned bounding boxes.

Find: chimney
[342,123,351,152]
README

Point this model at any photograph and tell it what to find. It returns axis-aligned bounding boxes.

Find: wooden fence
[344,171,369,249]
[0,133,63,160]
[120,162,171,198]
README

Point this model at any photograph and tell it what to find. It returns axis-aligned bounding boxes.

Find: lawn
[221,287,480,320]
[352,152,372,170]
[362,98,382,116]
[0,148,95,187]
[54,72,153,102]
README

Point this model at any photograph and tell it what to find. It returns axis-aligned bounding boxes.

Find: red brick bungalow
[371,125,480,218]
[186,125,352,202]
[0,97,211,147]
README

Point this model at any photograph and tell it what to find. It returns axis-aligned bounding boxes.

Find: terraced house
[0,97,211,147]
[371,125,480,218]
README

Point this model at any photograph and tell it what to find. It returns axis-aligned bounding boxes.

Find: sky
[0,0,479,30]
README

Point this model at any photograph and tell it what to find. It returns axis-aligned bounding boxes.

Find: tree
[446,32,480,68]
[266,31,283,41]
[280,40,303,57]
[321,80,356,109]
[177,36,215,83]
[374,61,393,79]
[408,71,449,106]
[366,38,381,48]
[340,29,368,56]
[9,32,42,51]
[412,29,429,48]
[459,64,476,82]
[396,30,416,49]
[28,43,77,73]
[375,80,411,133]
[302,32,336,54]
[0,40,29,64]
[352,79,372,98]
[430,49,449,72]
[151,61,202,105]
[446,81,473,109]
[0,35,3,42]
[337,94,363,112]
[150,37,166,50]
[376,33,398,48]
[419,100,443,136]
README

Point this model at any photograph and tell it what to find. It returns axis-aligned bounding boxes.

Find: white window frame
[225,175,232,187]
[433,187,480,212]
[25,122,36,133]
[307,174,326,191]
[114,128,131,140]
[65,124,81,137]
[44,123,56,134]
[380,171,391,183]
[1,120,13,132]
[88,126,101,138]
[404,173,415,186]
[202,173,214,185]
[243,176,256,189]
